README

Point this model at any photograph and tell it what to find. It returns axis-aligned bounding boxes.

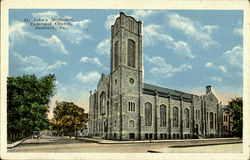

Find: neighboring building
[223,105,234,137]
[88,12,224,140]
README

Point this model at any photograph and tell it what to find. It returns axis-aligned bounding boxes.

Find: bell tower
[110,12,143,140]
[111,12,142,72]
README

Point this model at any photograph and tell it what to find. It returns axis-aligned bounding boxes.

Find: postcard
[1,0,249,159]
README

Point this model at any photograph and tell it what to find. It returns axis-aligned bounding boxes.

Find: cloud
[205,62,227,73]
[143,24,194,58]
[76,71,101,84]
[13,52,67,75]
[105,14,119,30]
[9,21,68,54]
[32,11,58,17]
[34,35,68,54]
[166,13,218,48]
[211,77,222,82]
[31,11,92,44]
[95,39,110,55]
[80,57,103,66]
[145,54,192,77]
[131,10,155,19]
[233,20,243,36]
[223,45,242,68]
[60,19,91,44]
[205,62,213,67]
[9,21,29,47]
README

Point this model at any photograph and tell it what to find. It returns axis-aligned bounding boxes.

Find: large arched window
[114,41,118,68]
[184,108,189,128]
[173,107,179,127]
[210,112,213,129]
[129,120,135,128]
[160,105,167,127]
[127,39,135,68]
[145,102,152,126]
[100,92,106,115]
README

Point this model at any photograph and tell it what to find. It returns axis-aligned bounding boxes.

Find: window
[173,107,179,127]
[129,78,134,84]
[164,134,167,139]
[129,133,135,139]
[129,19,134,31]
[145,102,152,126]
[129,120,135,128]
[160,105,167,127]
[114,41,118,68]
[107,101,109,115]
[100,92,106,115]
[114,102,118,112]
[127,39,135,68]
[149,133,153,140]
[145,133,148,139]
[160,134,163,139]
[114,120,117,127]
[196,110,197,119]
[215,113,217,129]
[128,102,135,112]
[210,112,213,129]
[198,110,200,119]
[207,112,208,121]
[115,79,117,85]
[184,108,189,128]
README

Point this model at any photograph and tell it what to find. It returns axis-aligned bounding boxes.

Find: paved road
[8,136,242,153]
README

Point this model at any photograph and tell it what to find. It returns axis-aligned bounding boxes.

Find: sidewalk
[7,136,31,149]
[79,137,242,145]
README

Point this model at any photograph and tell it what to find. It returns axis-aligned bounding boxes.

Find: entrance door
[196,124,199,136]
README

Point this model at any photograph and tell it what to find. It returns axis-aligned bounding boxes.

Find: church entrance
[129,133,135,140]
[196,124,199,136]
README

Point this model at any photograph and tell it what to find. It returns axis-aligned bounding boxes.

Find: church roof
[143,83,193,101]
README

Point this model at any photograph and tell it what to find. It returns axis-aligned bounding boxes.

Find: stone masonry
[88,12,224,140]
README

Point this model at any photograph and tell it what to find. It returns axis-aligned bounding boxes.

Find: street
[8,136,243,153]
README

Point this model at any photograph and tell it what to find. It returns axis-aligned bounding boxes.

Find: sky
[9,9,243,119]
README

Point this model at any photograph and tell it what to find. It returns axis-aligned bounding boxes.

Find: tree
[52,101,89,139]
[228,97,243,138]
[7,74,56,140]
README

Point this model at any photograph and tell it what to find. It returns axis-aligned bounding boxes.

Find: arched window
[100,92,106,115]
[114,41,118,68]
[127,39,135,68]
[145,102,152,126]
[173,107,179,127]
[184,108,189,128]
[129,120,135,128]
[160,105,167,127]
[210,112,213,129]
[215,113,217,129]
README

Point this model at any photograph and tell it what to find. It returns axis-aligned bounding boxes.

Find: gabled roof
[143,83,193,101]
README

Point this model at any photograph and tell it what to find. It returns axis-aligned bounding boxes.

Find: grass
[7,137,26,144]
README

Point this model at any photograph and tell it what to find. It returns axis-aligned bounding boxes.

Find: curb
[169,141,242,148]
[81,137,242,145]
[7,136,31,149]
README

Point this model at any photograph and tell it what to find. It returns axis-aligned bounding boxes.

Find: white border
[1,0,249,159]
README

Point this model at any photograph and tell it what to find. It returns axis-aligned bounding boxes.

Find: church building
[88,12,224,140]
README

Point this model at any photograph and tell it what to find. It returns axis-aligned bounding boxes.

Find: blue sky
[9,9,243,118]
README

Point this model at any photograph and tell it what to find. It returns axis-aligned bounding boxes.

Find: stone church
[88,12,224,140]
